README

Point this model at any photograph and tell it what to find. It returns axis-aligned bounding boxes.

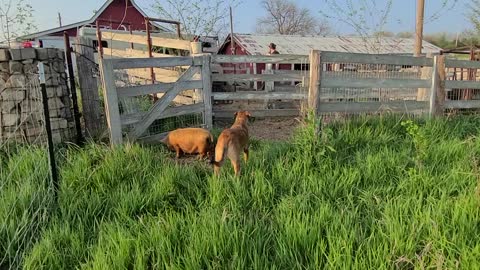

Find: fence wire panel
[113,67,203,139]
[0,70,55,269]
[445,66,480,103]
[319,61,429,120]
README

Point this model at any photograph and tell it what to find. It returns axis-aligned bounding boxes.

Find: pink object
[22,41,33,48]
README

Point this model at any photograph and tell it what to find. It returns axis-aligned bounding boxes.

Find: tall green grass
[1,115,480,269]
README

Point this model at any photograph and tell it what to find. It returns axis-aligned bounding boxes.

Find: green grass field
[1,115,480,269]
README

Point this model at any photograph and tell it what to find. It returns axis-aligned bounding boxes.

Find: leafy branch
[0,0,37,46]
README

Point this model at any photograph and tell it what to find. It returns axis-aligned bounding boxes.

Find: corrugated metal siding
[227,34,442,55]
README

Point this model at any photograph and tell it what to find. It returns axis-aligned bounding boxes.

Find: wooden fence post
[75,36,105,138]
[263,64,274,109]
[429,55,446,117]
[417,53,433,101]
[308,50,321,117]
[100,59,123,145]
[201,54,213,129]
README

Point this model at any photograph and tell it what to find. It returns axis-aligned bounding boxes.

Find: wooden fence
[211,51,480,119]
[99,50,480,145]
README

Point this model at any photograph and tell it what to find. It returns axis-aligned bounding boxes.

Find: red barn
[19,0,170,48]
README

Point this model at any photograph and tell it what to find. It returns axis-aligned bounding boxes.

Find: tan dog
[211,111,251,176]
[161,128,214,160]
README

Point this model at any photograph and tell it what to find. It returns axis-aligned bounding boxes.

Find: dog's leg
[214,161,223,176]
[243,147,249,163]
[231,158,241,177]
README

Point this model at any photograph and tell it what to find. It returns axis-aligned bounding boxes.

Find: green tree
[396,32,414,39]
[0,0,37,46]
[374,31,394,38]
[424,32,457,49]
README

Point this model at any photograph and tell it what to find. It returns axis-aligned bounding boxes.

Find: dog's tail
[210,142,226,167]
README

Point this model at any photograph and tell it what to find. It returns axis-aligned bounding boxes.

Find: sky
[28,0,470,36]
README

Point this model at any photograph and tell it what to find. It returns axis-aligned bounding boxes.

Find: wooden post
[76,36,105,138]
[202,54,213,129]
[254,63,258,90]
[291,63,295,86]
[100,59,123,145]
[308,50,321,117]
[264,64,274,109]
[417,53,433,101]
[437,55,446,112]
[230,7,235,55]
[192,45,203,104]
[414,0,425,57]
[265,66,274,91]
[129,25,134,49]
[176,23,182,39]
[429,55,446,117]
[145,18,155,85]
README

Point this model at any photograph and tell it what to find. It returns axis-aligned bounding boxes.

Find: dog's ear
[245,111,252,118]
[234,111,238,118]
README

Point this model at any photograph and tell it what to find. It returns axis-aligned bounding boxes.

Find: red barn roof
[20,0,170,40]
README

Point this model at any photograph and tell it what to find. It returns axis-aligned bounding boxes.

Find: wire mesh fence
[314,61,430,122]
[0,49,77,269]
[1,68,54,269]
[445,67,480,101]
[113,66,205,139]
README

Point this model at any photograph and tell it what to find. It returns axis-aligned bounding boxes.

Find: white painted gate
[100,55,213,145]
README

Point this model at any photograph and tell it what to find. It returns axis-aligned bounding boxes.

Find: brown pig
[161,128,214,160]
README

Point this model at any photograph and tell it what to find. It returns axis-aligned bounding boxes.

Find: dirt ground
[214,117,300,141]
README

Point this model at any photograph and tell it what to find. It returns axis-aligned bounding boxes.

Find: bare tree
[0,0,36,46]
[256,0,331,36]
[151,0,241,38]
[320,0,393,52]
[425,0,458,24]
[321,0,458,52]
[468,0,480,34]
